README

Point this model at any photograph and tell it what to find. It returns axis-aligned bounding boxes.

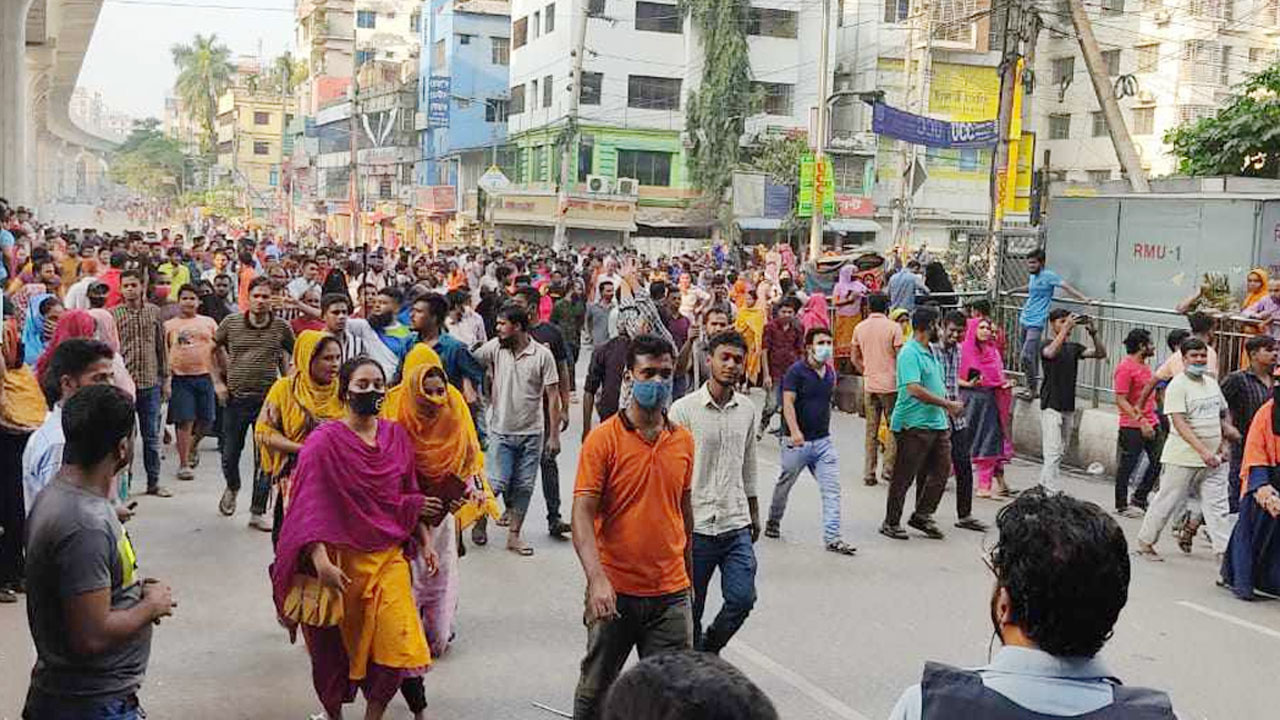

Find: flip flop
[471,525,488,546]
[508,544,534,557]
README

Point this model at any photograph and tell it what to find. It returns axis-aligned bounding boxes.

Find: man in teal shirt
[881,305,965,541]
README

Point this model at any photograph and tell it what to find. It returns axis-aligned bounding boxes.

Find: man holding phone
[1039,309,1107,492]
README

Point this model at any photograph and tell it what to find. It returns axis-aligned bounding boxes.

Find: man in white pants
[1038,309,1106,492]
[1136,338,1238,559]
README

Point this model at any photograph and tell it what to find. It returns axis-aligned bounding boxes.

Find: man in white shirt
[285,257,322,300]
[319,292,399,380]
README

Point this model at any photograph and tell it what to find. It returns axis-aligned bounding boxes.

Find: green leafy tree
[171,33,234,157]
[1166,64,1280,177]
[110,118,191,199]
[272,51,308,96]
[746,130,810,233]
[682,0,754,236]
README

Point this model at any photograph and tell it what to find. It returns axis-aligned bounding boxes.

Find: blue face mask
[813,344,833,363]
[1186,363,1208,378]
[631,378,673,410]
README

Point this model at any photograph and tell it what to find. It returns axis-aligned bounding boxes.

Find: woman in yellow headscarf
[254,330,344,536]
[735,283,770,385]
[1239,268,1270,369]
[383,343,498,660]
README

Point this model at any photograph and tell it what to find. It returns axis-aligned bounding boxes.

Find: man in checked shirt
[113,269,171,498]
[668,330,759,654]
[929,310,987,532]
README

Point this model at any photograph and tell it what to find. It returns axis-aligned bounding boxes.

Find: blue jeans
[134,385,163,490]
[767,436,842,543]
[1019,325,1043,392]
[490,432,542,516]
[24,691,141,719]
[691,528,757,653]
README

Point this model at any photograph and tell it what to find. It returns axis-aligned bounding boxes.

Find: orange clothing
[852,313,904,394]
[333,546,431,679]
[237,266,257,312]
[574,413,694,597]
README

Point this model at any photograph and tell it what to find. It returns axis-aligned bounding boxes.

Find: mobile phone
[127,502,139,511]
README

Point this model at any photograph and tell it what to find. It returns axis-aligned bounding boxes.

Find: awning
[736,217,784,230]
[825,219,882,233]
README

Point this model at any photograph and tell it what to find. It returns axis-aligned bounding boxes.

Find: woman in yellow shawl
[1,308,48,601]
[1238,268,1270,369]
[254,330,344,538]
[736,283,771,385]
[382,344,499,661]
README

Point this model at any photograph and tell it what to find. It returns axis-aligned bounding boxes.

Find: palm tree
[170,34,233,158]
[271,51,308,96]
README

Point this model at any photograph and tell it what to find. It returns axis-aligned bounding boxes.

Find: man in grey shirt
[669,329,759,655]
[24,385,176,719]
[472,302,561,556]
[887,260,929,312]
[586,279,616,350]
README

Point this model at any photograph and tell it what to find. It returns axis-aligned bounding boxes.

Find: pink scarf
[270,419,425,615]
[960,318,1006,387]
[801,293,830,332]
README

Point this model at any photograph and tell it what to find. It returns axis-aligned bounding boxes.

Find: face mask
[369,312,393,330]
[348,389,385,416]
[1186,363,1208,378]
[812,344,833,363]
[631,378,672,410]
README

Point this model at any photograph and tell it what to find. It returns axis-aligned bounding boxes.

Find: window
[379,176,393,200]
[485,98,509,122]
[1091,111,1107,137]
[459,34,473,45]
[513,17,528,49]
[533,145,547,181]
[1136,43,1160,72]
[1178,104,1214,123]
[1087,169,1113,183]
[545,3,556,32]
[491,37,510,65]
[254,141,270,155]
[749,7,798,37]
[510,84,525,114]
[533,11,541,38]
[752,82,794,116]
[1250,47,1277,70]
[588,0,605,15]
[254,111,270,125]
[356,10,376,28]
[1052,56,1074,85]
[1102,49,1120,76]
[1220,45,1232,85]
[627,75,681,110]
[530,79,539,110]
[433,40,446,70]
[884,0,909,22]
[578,134,594,181]
[581,71,603,105]
[636,2,681,33]
[543,74,553,107]
[355,49,373,66]
[616,149,672,186]
[1132,106,1155,135]
[411,12,420,32]
[1182,40,1220,83]
[831,155,868,193]
[1101,0,1123,14]
[1048,113,1071,139]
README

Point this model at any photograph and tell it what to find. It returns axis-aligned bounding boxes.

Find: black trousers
[1115,427,1160,511]
[949,426,974,520]
[0,430,31,587]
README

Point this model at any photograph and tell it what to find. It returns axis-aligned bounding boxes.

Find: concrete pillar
[0,0,34,203]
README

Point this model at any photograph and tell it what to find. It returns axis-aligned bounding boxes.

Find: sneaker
[219,489,237,516]
[548,519,572,539]
[879,523,909,540]
[907,516,945,539]
[248,514,273,533]
[0,588,16,604]
[955,517,988,532]
[176,468,195,481]
[825,539,857,556]
[763,521,781,539]
[146,486,173,498]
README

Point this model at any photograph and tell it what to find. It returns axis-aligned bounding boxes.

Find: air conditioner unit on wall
[586,175,613,193]
[615,177,639,196]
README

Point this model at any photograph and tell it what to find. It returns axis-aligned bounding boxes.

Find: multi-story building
[214,60,293,216]
[163,96,201,155]
[68,87,132,144]
[1033,1,1280,183]
[416,0,512,243]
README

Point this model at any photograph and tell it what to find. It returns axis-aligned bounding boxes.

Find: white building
[1033,1,1280,182]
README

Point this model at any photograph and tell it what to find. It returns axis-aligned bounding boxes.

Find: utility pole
[985,0,1023,287]
[349,13,362,249]
[892,0,933,253]
[553,4,590,252]
[808,0,832,261]
[1066,0,1148,191]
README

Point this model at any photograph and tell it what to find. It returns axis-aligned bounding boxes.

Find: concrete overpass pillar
[0,0,35,203]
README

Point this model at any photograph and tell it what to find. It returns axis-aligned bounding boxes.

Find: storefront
[491,191,637,246]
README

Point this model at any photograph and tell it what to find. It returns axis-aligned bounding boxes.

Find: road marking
[728,641,874,720]
[1176,601,1280,640]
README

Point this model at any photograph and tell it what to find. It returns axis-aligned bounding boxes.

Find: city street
[2,389,1277,720]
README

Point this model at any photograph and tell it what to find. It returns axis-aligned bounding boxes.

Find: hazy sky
[76,0,296,120]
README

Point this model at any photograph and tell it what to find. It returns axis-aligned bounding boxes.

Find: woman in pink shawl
[800,293,830,333]
[271,357,436,720]
[959,317,1016,498]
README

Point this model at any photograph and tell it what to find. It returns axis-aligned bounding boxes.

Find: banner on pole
[871,102,998,149]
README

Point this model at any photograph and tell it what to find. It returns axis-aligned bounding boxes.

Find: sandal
[763,521,780,539]
[508,544,534,557]
[471,523,488,547]
[1135,543,1164,562]
[825,540,857,556]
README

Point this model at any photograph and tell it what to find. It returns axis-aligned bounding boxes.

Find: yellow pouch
[282,574,344,627]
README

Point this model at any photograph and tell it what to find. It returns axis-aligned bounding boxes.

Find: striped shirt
[214,313,295,398]
[113,303,168,389]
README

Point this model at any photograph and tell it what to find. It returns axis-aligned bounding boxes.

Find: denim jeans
[1020,325,1044,392]
[760,382,783,432]
[573,591,693,720]
[490,432,542,516]
[691,528,756,653]
[24,691,142,719]
[221,394,264,497]
[767,436,843,543]
[134,385,163,490]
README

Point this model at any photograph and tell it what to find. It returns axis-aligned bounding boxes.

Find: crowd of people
[0,194,1268,720]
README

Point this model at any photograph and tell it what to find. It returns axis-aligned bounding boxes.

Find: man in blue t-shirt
[1010,248,1088,397]
[881,306,965,541]
[764,327,857,555]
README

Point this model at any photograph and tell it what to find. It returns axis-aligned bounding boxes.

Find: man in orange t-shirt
[571,334,694,720]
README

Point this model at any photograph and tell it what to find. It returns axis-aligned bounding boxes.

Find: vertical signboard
[427,76,451,128]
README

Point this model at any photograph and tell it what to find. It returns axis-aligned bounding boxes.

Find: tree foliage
[110,119,190,199]
[1165,64,1280,177]
[681,0,754,229]
[171,33,233,157]
[747,130,809,187]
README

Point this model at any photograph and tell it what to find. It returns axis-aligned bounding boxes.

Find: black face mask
[368,312,393,330]
[348,390,385,416]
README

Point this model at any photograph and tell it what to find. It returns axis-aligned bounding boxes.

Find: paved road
[2,383,1277,719]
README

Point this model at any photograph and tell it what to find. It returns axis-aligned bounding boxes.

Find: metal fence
[995,294,1256,407]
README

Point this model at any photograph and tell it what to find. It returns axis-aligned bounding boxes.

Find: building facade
[214,61,292,216]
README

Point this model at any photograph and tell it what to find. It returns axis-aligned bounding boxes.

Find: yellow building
[215,86,292,215]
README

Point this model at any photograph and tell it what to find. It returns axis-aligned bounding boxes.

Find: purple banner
[871,102,997,149]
